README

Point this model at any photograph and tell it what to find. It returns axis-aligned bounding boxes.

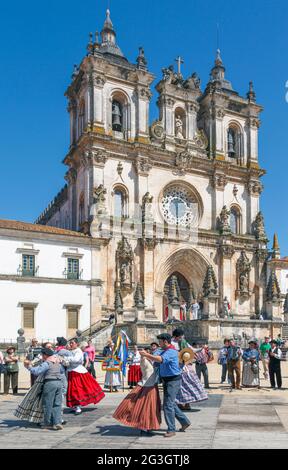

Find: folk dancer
[176,348,208,411]
[22,347,65,430]
[128,345,142,389]
[66,339,105,414]
[113,348,161,436]
[139,334,191,438]
[242,340,260,388]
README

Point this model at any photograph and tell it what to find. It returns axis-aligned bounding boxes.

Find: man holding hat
[24,347,64,430]
[140,333,191,438]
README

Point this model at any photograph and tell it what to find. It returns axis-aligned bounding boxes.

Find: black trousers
[269,362,282,388]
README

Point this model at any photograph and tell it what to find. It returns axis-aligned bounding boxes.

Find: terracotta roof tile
[0,219,88,238]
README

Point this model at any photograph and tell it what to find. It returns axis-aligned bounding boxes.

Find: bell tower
[65,9,154,146]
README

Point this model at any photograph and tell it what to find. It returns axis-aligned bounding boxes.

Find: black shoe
[140,430,154,437]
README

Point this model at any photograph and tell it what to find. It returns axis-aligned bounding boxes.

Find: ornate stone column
[266,270,282,320]
[202,266,219,319]
[218,242,235,315]
[167,275,181,321]
[134,283,146,322]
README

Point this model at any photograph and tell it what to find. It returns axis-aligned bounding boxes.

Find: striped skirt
[176,366,208,405]
[14,375,44,424]
[113,384,161,431]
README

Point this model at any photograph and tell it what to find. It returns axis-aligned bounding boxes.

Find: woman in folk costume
[176,348,208,410]
[103,340,122,392]
[113,348,161,436]
[127,345,142,389]
[14,354,45,424]
[242,339,260,388]
[66,339,105,415]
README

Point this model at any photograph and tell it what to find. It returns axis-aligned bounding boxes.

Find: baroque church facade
[35,9,284,344]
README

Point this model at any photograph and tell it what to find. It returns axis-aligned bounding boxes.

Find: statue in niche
[120,262,130,284]
[175,115,184,139]
[239,273,249,292]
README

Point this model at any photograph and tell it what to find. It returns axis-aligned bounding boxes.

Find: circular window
[161,186,198,227]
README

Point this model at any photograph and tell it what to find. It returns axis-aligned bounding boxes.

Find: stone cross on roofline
[175,56,184,75]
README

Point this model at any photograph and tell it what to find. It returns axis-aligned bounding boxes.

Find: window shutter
[68,309,78,329]
[23,308,34,329]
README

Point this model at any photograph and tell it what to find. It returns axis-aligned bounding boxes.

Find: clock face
[161,186,197,227]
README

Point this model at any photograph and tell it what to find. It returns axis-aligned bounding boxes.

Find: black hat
[172,328,185,337]
[270,340,277,345]
[41,347,54,357]
[56,337,68,347]
[157,333,172,343]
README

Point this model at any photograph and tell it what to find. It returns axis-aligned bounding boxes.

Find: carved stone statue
[120,262,130,284]
[253,211,267,240]
[175,115,184,139]
[116,236,134,290]
[142,192,154,221]
[162,65,175,83]
[93,184,108,216]
[219,206,231,235]
[236,251,251,297]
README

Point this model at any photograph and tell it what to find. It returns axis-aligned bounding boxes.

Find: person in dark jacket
[269,340,282,389]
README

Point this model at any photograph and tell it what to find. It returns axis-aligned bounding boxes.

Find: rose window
[161,186,198,227]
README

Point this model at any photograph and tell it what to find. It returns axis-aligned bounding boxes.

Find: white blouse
[129,351,141,365]
[67,348,87,374]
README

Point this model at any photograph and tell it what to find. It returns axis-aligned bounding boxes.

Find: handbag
[0,363,7,374]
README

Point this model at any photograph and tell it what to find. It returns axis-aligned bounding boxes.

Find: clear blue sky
[0,0,287,252]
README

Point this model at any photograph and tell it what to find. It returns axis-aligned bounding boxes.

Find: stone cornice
[0,274,103,287]
[65,133,266,183]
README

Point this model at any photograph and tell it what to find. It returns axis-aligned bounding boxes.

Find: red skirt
[128,365,142,386]
[113,385,161,431]
[67,371,105,408]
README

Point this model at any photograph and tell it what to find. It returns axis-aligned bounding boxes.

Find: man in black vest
[268,340,282,390]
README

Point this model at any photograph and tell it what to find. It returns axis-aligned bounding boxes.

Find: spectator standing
[0,350,5,392]
[218,339,230,384]
[85,340,96,378]
[4,347,19,395]
[259,336,271,380]
[269,340,282,390]
[195,344,214,389]
[227,339,242,390]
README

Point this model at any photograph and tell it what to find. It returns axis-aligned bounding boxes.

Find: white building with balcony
[0,219,102,342]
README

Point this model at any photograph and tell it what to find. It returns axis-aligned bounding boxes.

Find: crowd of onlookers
[0,333,286,395]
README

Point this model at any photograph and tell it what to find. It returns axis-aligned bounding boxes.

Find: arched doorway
[155,247,211,323]
[163,272,192,322]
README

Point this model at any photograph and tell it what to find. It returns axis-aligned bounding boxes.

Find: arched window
[230,207,241,234]
[113,186,128,219]
[78,101,85,136]
[79,192,85,226]
[227,124,243,164]
[110,91,130,140]
[174,107,186,139]
[112,100,123,132]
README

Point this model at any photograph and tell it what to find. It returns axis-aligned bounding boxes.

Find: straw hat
[179,348,195,364]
